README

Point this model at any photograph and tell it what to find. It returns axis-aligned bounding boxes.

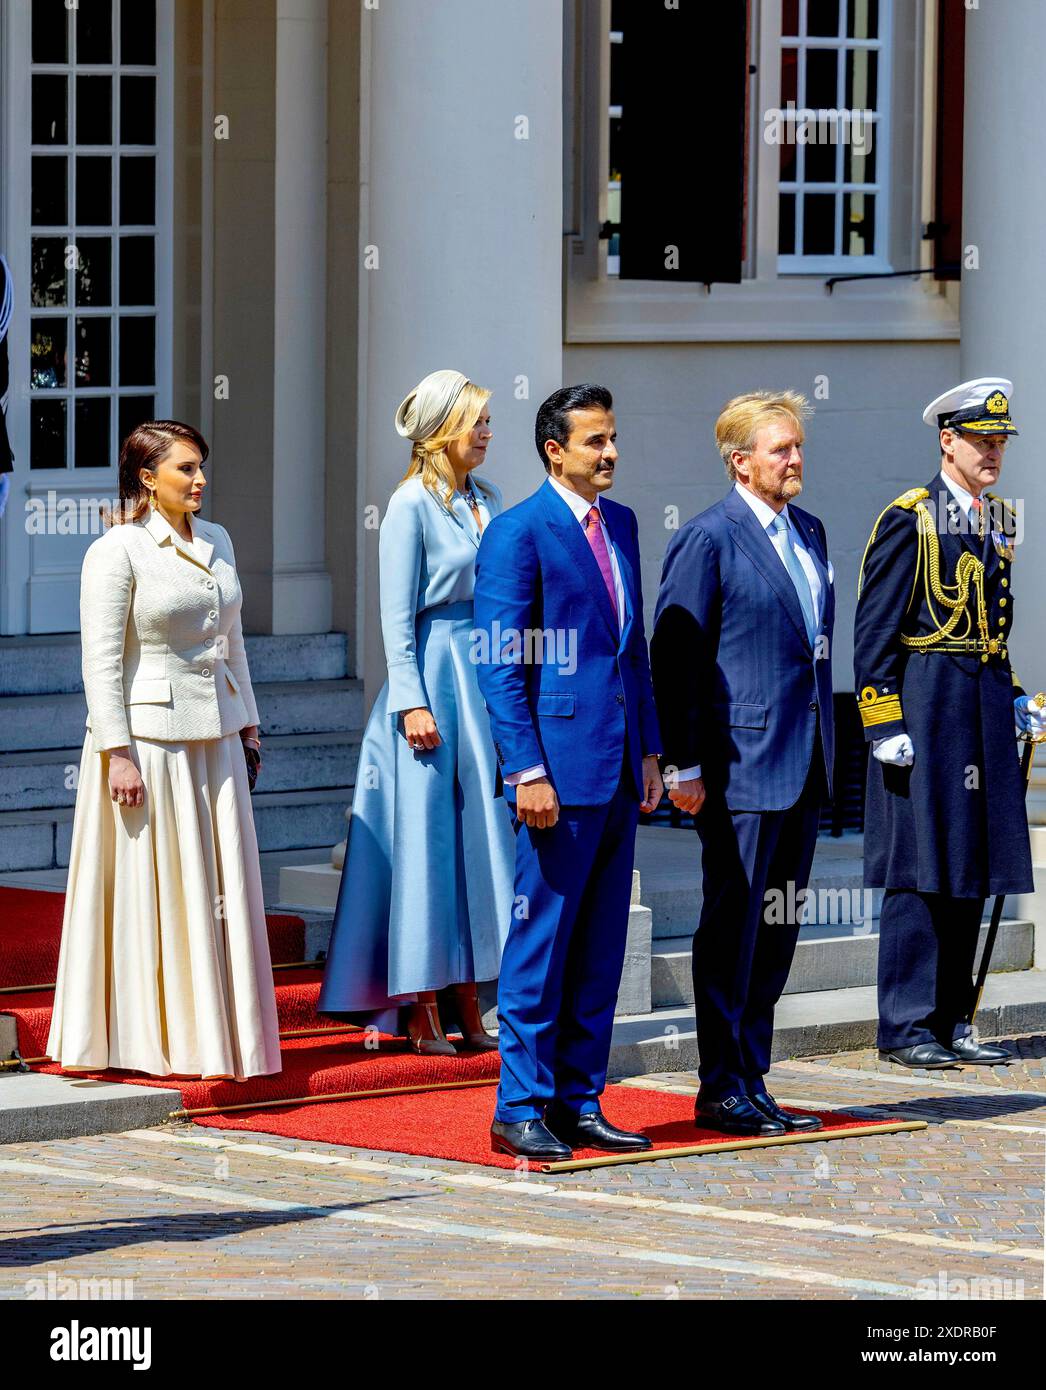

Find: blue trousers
[692,758,823,1099]
[877,890,983,1049]
[494,757,640,1123]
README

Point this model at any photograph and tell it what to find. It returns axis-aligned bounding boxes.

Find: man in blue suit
[474,384,663,1161]
[651,391,834,1137]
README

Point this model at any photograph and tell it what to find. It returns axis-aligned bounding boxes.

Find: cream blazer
[80,507,261,752]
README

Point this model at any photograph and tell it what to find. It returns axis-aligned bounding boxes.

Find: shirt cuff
[664,763,702,786]
[503,763,547,787]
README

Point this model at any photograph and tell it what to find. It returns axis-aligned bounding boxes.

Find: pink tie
[584,505,619,627]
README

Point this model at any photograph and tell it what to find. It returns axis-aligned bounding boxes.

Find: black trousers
[876,890,984,1050]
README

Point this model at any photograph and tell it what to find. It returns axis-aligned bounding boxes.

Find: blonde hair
[397,381,496,509]
[715,390,812,481]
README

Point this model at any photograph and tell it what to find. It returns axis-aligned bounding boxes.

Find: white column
[961,0,1046,917]
[271,0,332,634]
[356,0,564,701]
[961,0,1046,705]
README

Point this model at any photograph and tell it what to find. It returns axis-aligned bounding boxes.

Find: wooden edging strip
[169,1077,499,1121]
[539,1120,930,1173]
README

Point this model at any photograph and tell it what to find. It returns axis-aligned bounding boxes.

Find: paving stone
[0,1032,1040,1299]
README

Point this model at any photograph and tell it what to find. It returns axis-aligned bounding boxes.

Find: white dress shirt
[666,482,823,788]
[939,467,980,523]
[505,477,627,788]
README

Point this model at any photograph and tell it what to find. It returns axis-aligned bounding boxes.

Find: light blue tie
[771,513,816,644]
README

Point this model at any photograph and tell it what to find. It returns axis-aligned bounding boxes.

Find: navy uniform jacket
[854,473,1033,898]
[651,487,835,813]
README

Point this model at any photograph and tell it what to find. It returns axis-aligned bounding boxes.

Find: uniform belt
[906,638,1007,657]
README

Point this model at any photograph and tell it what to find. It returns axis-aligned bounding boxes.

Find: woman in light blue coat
[319,371,514,1053]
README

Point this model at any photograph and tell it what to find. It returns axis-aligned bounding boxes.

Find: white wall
[563,340,960,691]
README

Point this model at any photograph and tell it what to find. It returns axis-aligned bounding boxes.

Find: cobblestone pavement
[0,1035,1041,1300]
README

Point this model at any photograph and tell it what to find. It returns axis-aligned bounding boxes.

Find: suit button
[809,701,817,711]
[202,668,211,677]
[616,693,624,704]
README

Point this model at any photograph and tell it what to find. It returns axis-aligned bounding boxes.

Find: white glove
[873,733,914,766]
[1015,696,1046,737]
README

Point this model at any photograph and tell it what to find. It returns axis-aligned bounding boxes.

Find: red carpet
[0,885,306,987]
[0,888,500,1110]
[195,1081,926,1173]
[1,886,925,1171]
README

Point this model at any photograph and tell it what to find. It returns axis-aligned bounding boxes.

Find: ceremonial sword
[967,691,1046,1025]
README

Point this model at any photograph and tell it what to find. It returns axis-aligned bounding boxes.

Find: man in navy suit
[651,391,835,1137]
[474,384,663,1161]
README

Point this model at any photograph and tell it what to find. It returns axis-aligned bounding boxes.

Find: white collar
[734,481,791,533]
[940,468,980,516]
[548,474,603,524]
[143,505,214,567]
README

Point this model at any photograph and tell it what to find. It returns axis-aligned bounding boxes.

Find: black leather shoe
[880,1042,959,1069]
[544,1105,652,1152]
[695,1094,786,1136]
[749,1091,822,1132]
[490,1118,572,1161]
[948,1036,1014,1064]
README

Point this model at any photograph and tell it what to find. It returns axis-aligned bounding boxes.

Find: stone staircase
[606,824,1046,1077]
[0,632,363,872]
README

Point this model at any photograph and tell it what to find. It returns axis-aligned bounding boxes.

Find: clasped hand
[516,755,663,830]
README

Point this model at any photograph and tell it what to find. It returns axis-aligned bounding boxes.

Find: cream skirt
[46,730,282,1080]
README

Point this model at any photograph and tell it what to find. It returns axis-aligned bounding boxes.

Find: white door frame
[0,0,174,636]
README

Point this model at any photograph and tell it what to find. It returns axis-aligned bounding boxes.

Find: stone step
[0,785,354,872]
[0,630,350,696]
[0,1070,180,1143]
[607,968,1046,1080]
[0,732,362,811]
[276,869,653,1018]
[636,827,883,938]
[0,678,364,752]
[650,919,1036,1007]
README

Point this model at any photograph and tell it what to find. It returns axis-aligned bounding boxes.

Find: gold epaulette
[857,488,929,597]
[893,487,930,510]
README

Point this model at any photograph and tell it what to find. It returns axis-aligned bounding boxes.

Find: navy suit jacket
[651,487,835,812]
[473,479,661,807]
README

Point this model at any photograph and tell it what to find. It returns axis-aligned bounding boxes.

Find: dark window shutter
[932,0,965,280]
[618,0,748,285]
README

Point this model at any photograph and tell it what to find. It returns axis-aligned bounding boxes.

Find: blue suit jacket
[473,479,661,807]
[651,488,835,813]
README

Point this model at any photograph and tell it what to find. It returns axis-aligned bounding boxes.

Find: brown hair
[104,420,210,527]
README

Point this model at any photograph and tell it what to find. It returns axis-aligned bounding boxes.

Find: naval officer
[854,378,1041,1068]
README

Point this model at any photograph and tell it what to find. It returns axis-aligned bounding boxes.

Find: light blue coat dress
[318,475,515,1032]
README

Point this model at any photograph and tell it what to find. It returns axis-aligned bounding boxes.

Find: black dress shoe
[695,1095,786,1137]
[880,1042,959,1069]
[749,1091,822,1132]
[490,1118,572,1161]
[948,1036,1014,1064]
[544,1106,652,1153]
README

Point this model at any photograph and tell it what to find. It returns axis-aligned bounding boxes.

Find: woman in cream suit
[318,371,514,1053]
[47,420,281,1080]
